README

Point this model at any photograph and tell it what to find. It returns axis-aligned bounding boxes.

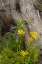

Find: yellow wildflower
[20,50,28,56]
[20,50,25,56]
[25,51,28,55]
[30,32,38,39]
[18,29,25,35]
[28,37,34,42]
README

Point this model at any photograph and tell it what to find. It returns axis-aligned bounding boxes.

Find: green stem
[19,36,22,50]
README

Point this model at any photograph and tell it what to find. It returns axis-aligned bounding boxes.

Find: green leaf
[25,61,28,64]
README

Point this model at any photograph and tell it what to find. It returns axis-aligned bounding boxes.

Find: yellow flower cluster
[28,37,34,42]
[30,32,38,39]
[20,50,28,56]
[18,29,25,35]
[28,32,38,42]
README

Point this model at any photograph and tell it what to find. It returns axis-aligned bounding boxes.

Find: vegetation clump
[0,20,38,64]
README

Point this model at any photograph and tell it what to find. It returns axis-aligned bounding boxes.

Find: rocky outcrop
[0,0,42,50]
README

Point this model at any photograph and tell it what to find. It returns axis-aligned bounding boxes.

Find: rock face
[20,0,42,50]
[0,0,42,50]
[34,0,42,20]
